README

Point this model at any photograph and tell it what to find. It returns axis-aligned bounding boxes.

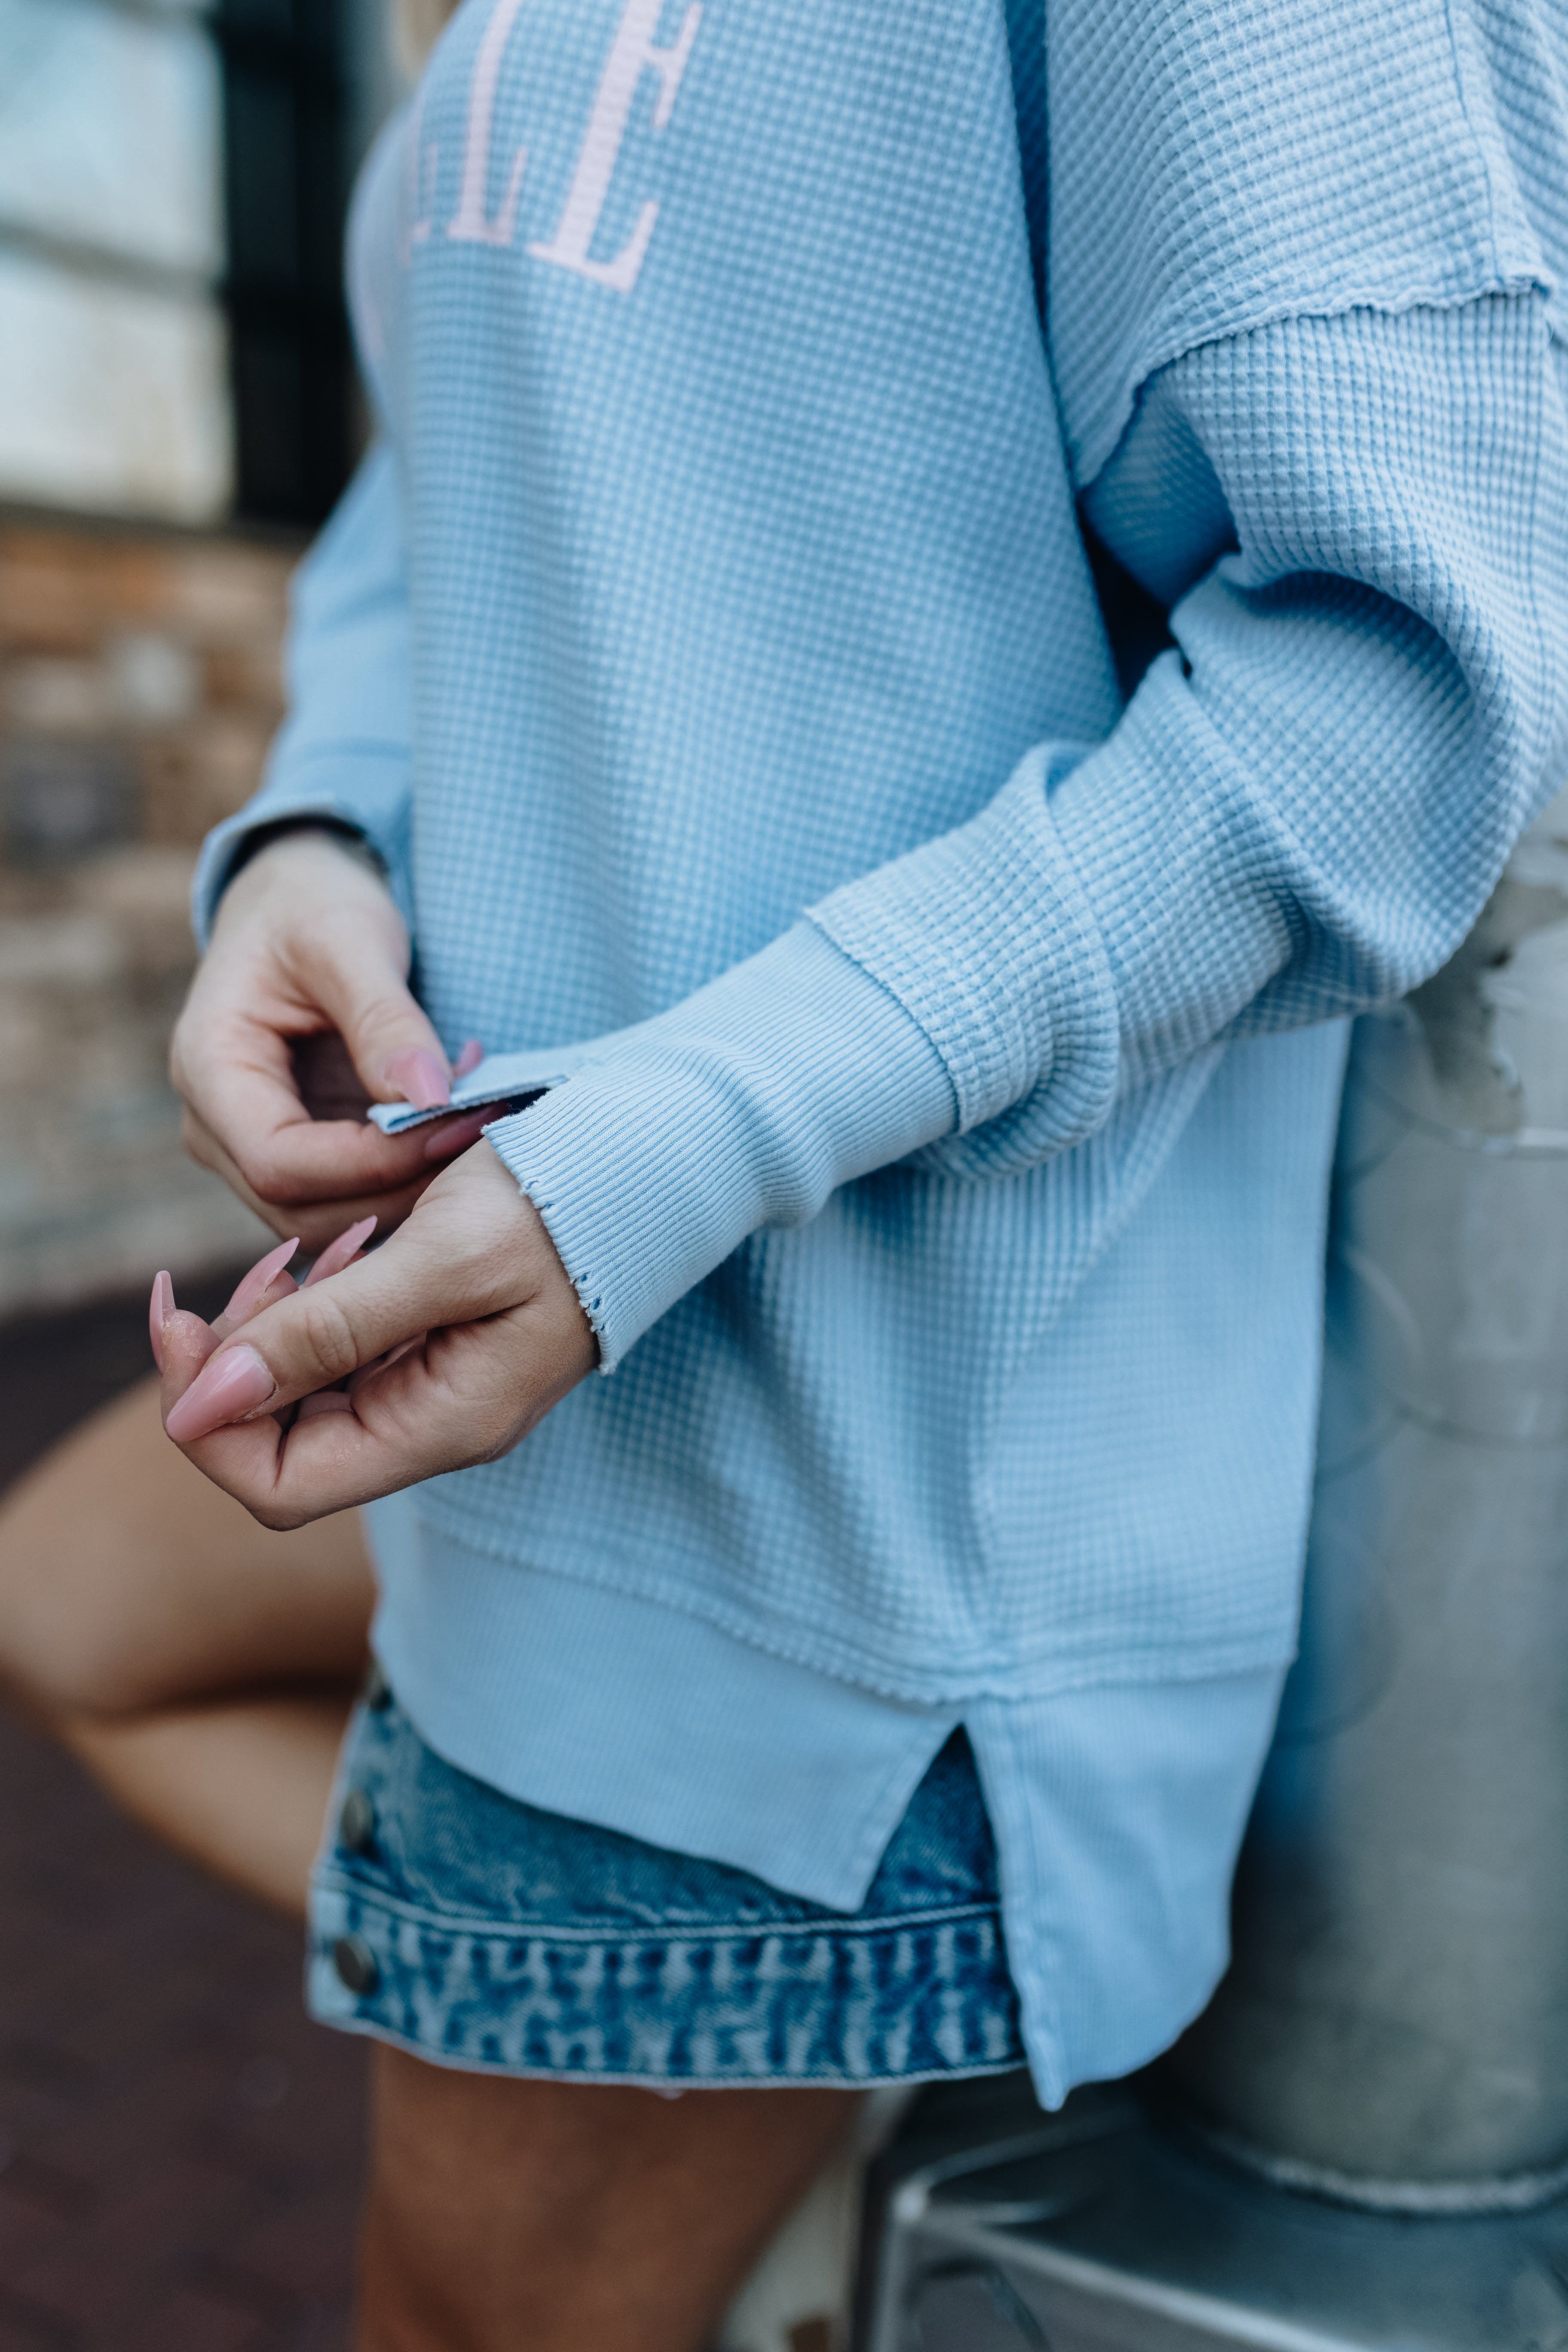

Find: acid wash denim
[309,1690,1023,2086]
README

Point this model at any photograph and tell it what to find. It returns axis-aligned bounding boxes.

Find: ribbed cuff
[484,923,955,1371]
[808,744,1121,1179]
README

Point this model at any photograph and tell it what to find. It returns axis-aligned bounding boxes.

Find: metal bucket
[1170,784,1568,2201]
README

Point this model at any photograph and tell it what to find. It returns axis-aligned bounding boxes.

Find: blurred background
[0,0,404,1322]
[0,6,407,2342]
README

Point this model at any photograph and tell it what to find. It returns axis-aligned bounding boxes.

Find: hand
[152,1143,597,1528]
[170,828,492,1253]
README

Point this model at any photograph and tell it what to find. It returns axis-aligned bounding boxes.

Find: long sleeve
[488,290,1568,1366]
[190,443,415,943]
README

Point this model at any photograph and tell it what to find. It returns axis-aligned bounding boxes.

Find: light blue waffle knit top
[196,0,1568,2099]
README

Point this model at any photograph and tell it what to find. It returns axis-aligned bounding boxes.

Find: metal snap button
[333,1934,379,1995]
[339,1788,377,1856]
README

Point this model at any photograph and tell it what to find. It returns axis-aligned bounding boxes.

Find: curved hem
[365,1498,958,1913]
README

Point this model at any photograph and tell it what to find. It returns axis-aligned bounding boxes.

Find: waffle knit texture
[196,0,1568,2101]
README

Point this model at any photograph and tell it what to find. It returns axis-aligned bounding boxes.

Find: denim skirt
[306,1670,1025,2086]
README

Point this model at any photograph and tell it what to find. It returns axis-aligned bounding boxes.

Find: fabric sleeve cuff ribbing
[483,922,955,1371]
[807,744,1121,1180]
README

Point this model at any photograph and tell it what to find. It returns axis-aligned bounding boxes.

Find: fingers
[295,1387,358,1421]
[178,1037,441,1211]
[170,833,473,1212]
[206,1216,377,1343]
[165,1160,522,1441]
[159,1298,224,1401]
[303,1216,378,1286]
[153,1268,248,1374]
[150,1217,379,1384]
[159,1147,596,1526]
[160,1322,499,1525]
[219,1236,300,1325]
[158,1148,596,1525]
[422,1108,494,1165]
[294,943,451,1114]
[169,1289,594,1527]
[180,1101,439,1250]
[180,1063,489,1220]
[291,1031,374,1123]
[149,1271,174,1373]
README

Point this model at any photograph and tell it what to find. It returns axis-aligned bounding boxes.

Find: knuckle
[168,1027,203,1100]
[238,1158,296,1205]
[251,1494,303,1533]
[355,995,426,1054]
[232,1151,332,1211]
[295,1289,363,1385]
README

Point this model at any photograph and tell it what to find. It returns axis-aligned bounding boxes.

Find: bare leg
[3,1373,875,2346]
[63,1691,354,1914]
[361,2049,864,2352]
[0,1372,374,1915]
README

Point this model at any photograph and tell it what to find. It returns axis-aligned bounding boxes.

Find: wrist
[218,821,393,926]
[210,823,407,978]
[227,817,387,891]
[486,924,954,1370]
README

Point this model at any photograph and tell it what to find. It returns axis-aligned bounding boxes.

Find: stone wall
[0,512,298,1315]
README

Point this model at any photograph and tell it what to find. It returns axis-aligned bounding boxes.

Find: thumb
[300,913,453,1114]
[163,1169,514,1443]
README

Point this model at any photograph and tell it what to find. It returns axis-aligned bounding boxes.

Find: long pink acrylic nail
[453,1038,484,1079]
[166,1344,277,1444]
[304,1215,377,1287]
[425,1109,492,1162]
[148,1271,174,1372]
[384,1047,450,1110]
[224,1237,300,1323]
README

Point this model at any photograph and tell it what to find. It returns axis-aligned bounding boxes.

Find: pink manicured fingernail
[424,1109,491,1162]
[304,1215,377,1286]
[224,1237,300,1322]
[148,1270,174,1372]
[453,1038,484,1079]
[165,1344,276,1443]
[384,1048,450,1111]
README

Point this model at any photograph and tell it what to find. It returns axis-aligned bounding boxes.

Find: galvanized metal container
[1171,784,1568,2198]
[855,790,1568,2351]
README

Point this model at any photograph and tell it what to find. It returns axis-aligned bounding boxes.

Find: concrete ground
[0,1277,366,2351]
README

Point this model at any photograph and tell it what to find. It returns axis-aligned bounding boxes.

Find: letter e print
[530,0,703,293]
[448,0,531,246]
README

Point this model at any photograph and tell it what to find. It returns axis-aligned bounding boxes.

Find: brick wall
[0,514,299,1315]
